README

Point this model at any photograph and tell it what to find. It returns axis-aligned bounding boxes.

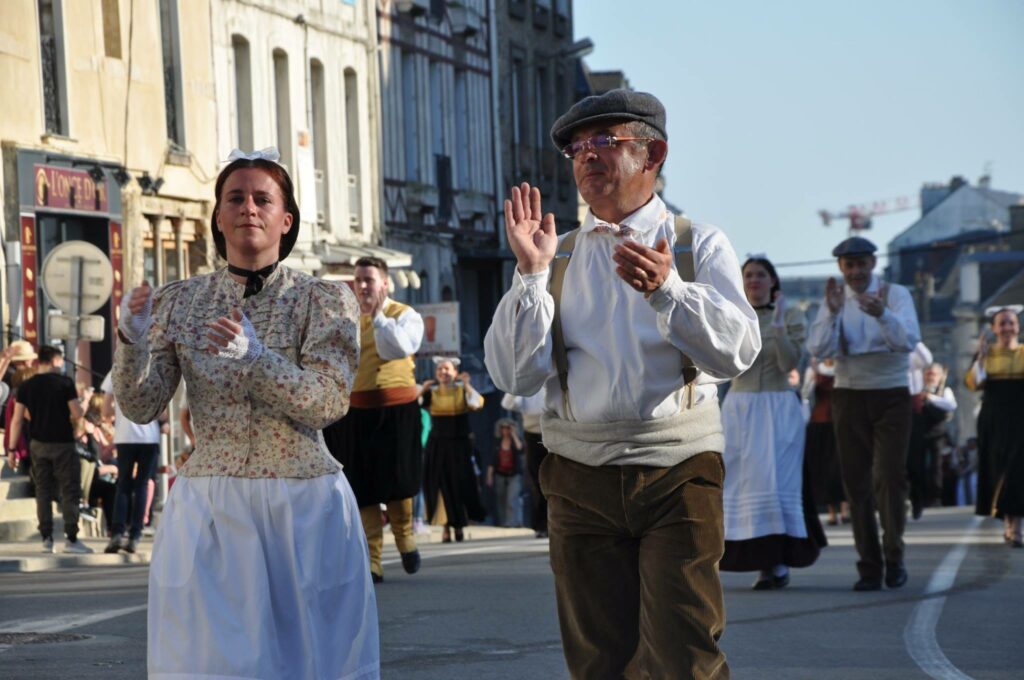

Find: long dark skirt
[424,434,486,528]
[975,379,1024,518]
[804,421,845,507]
[721,450,828,572]
[323,400,422,507]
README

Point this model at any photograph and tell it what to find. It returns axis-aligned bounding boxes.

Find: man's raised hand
[825,278,844,314]
[505,183,557,275]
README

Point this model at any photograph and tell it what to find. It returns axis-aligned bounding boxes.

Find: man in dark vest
[484,89,759,679]
[324,256,423,583]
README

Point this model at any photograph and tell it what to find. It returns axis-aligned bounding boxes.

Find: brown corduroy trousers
[832,387,912,579]
[540,452,730,680]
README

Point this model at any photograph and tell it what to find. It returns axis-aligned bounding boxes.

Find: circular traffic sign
[40,240,113,315]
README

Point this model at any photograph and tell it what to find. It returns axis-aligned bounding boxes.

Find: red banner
[109,221,124,346]
[19,215,38,344]
[34,164,109,213]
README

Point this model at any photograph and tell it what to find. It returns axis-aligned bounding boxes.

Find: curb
[0,526,535,573]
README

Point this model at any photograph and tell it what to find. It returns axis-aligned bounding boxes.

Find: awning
[318,242,413,269]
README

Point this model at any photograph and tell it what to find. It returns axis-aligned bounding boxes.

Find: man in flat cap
[808,236,921,591]
[485,88,759,678]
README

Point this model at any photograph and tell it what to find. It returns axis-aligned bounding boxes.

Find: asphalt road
[0,506,1021,679]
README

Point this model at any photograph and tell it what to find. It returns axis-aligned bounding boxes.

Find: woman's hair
[11,365,37,390]
[494,417,519,439]
[211,159,300,261]
[742,257,781,299]
[86,394,105,423]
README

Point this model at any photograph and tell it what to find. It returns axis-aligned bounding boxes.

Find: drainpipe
[488,0,507,273]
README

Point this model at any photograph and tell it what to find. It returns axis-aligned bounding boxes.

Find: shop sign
[34,164,109,212]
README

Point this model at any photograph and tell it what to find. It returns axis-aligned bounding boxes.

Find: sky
[574,0,1024,277]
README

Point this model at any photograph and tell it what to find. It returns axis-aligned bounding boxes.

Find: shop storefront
[7,149,125,385]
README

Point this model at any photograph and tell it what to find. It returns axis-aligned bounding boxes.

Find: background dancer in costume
[113,148,379,680]
[323,256,424,584]
[422,357,486,542]
[966,305,1024,547]
[808,236,920,592]
[721,257,826,590]
[802,358,848,526]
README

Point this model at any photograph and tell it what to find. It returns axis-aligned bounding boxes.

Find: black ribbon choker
[228,262,277,298]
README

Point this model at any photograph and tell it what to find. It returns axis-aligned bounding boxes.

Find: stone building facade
[0,0,219,383]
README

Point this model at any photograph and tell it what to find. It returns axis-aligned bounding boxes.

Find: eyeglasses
[561,134,654,159]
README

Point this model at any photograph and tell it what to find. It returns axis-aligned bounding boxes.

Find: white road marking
[1,604,147,634]
[0,604,147,654]
[902,515,982,680]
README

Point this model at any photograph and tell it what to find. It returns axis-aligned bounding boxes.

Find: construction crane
[818,195,918,235]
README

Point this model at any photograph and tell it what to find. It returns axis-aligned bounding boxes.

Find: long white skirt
[722,390,808,542]
[148,472,380,680]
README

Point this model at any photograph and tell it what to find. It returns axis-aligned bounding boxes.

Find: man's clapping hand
[824,278,844,314]
[505,183,558,275]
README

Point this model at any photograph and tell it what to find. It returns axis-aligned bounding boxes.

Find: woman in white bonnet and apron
[112,148,379,679]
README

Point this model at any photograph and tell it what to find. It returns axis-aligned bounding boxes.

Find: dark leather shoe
[772,573,790,589]
[371,572,384,584]
[853,576,882,591]
[752,576,773,591]
[401,549,421,574]
[454,528,465,542]
[885,562,908,589]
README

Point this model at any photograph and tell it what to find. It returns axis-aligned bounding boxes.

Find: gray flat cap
[832,236,877,258]
[550,89,667,150]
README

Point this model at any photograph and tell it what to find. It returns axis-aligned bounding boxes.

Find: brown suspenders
[548,215,700,409]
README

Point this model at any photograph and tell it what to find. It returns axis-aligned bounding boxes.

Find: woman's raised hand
[504,183,557,275]
[119,282,154,343]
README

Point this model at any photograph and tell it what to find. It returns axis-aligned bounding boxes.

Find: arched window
[231,35,253,150]
[344,67,361,233]
[273,49,292,169]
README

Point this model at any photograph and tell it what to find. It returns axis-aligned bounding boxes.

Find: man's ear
[646,140,668,171]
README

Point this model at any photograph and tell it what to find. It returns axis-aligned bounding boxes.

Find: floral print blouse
[112,265,360,479]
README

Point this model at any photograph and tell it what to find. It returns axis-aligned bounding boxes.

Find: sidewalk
[0,524,535,573]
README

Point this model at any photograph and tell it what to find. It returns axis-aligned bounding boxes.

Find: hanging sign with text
[34,164,109,213]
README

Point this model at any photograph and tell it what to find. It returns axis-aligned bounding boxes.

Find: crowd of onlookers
[1,340,165,552]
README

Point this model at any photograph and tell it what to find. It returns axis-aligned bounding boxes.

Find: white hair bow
[225,147,281,164]
[432,356,461,367]
[985,304,1024,318]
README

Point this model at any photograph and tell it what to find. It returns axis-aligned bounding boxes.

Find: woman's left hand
[772,292,786,328]
[206,309,264,364]
[458,371,472,386]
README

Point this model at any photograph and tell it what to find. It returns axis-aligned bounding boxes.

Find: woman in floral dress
[113,149,379,680]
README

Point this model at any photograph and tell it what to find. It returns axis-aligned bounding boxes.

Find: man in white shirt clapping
[484,89,759,679]
[807,237,921,592]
